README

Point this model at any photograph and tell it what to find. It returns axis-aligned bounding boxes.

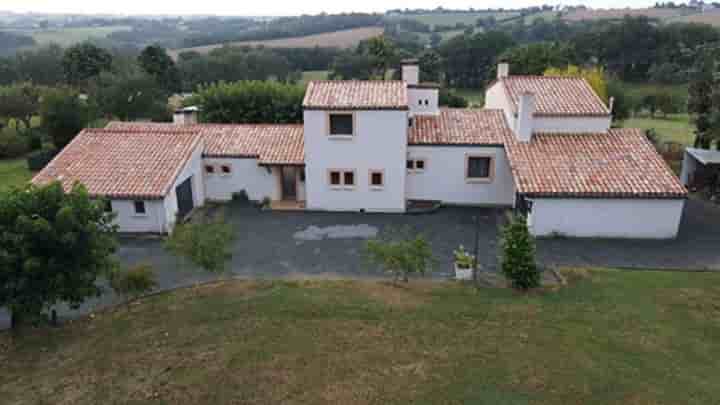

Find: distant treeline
[0,31,36,56]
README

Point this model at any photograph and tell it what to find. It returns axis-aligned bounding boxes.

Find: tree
[362,36,397,79]
[499,214,539,290]
[40,88,91,149]
[109,263,157,308]
[165,219,234,273]
[89,70,169,122]
[500,42,577,76]
[439,89,469,107]
[606,80,631,122]
[544,65,608,104]
[418,51,442,83]
[14,44,65,86]
[440,30,515,89]
[0,83,42,134]
[138,45,182,93]
[688,47,718,149]
[62,42,113,85]
[0,182,118,328]
[365,228,434,284]
[329,52,374,80]
[187,80,304,124]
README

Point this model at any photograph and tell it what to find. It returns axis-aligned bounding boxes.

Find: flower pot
[454,262,473,280]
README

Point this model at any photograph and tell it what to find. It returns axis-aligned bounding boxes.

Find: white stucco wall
[203,157,279,202]
[111,199,166,233]
[680,152,698,186]
[528,198,685,239]
[484,82,515,128]
[405,146,516,206]
[303,109,408,212]
[408,88,439,116]
[162,144,205,232]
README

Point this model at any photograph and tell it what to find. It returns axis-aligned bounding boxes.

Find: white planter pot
[454,263,473,280]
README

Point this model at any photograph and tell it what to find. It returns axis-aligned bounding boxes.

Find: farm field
[561,7,696,22]
[389,11,519,28]
[0,158,32,192]
[672,9,720,26]
[169,27,383,58]
[10,25,132,47]
[3,269,719,404]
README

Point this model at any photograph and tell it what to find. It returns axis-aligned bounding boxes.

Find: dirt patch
[349,280,435,309]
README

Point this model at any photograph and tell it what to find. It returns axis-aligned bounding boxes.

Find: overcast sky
[2,1,657,17]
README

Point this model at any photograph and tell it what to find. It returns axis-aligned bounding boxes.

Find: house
[32,61,687,238]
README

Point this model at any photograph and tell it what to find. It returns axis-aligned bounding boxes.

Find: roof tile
[303,80,408,110]
[408,108,511,145]
[500,76,610,117]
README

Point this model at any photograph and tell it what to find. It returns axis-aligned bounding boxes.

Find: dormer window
[328,113,354,137]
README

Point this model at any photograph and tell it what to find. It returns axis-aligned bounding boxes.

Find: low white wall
[484,82,515,129]
[163,144,205,232]
[203,157,279,202]
[528,198,685,239]
[405,146,515,206]
[112,200,166,233]
[532,115,611,133]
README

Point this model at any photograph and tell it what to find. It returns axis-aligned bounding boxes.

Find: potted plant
[453,245,475,280]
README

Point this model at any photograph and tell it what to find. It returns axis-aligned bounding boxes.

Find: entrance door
[281,166,297,200]
[176,176,194,218]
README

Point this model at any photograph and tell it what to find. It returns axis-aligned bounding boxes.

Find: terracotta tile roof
[408,108,511,145]
[505,128,687,199]
[32,128,202,199]
[500,76,610,117]
[105,122,304,165]
[303,80,408,110]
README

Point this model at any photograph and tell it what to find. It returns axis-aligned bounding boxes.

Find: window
[328,113,354,136]
[328,169,356,189]
[407,159,427,173]
[133,200,146,215]
[466,156,493,182]
[370,170,384,188]
[418,100,422,106]
[330,171,341,186]
[221,165,232,175]
[424,99,429,106]
[205,165,215,174]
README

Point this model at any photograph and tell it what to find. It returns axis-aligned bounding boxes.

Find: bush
[26,148,58,171]
[165,219,235,273]
[500,214,540,290]
[439,89,469,108]
[365,227,434,283]
[0,127,29,158]
[109,263,157,305]
[27,130,43,151]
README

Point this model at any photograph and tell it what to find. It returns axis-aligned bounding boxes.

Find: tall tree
[440,30,515,89]
[362,36,397,79]
[138,45,181,93]
[501,42,577,76]
[62,42,113,85]
[40,88,91,149]
[418,51,442,83]
[89,70,169,122]
[688,47,719,149]
[0,83,42,134]
[0,182,118,328]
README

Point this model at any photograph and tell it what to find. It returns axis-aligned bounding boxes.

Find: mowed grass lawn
[0,158,32,192]
[2,269,719,404]
[621,114,695,146]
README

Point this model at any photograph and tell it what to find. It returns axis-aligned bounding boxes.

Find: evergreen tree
[500,214,540,290]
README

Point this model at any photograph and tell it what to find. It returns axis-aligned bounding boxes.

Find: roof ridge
[86,127,199,135]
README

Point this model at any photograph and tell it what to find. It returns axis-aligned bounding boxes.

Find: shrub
[0,127,29,158]
[500,214,540,290]
[26,148,57,171]
[453,245,474,269]
[26,130,43,151]
[165,219,235,273]
[109,263,157,305]
[365,227,434,283]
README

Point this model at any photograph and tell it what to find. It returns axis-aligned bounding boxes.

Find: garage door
[176,177,194,218]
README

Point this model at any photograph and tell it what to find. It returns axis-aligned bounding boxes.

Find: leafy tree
[0,83,42,134]
[0,127,29,158]
[362,36,398,79]
[500,42,577,76]
[62,42,113,85]
[109,263,157,307]
[439,89,469,107]
[40,88,91,149]
[606,80,631,122]
[688,47,719,149]
[14,44,65,86]
[329,52,374,80]
[418,51,442,83]
[544,65,608,104]
[440,30,515,89]
[0,182,118,328]
[365,228,434,284]
[187,81,304,124]
[499,214,539,290]
[138,45,181,93]
[89,70,169,122]
[165,219,234,273]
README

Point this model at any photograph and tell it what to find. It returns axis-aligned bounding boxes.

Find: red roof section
[303,80,408,110]
[105,122,304,165]
[408,108,511,145]
[32,128,202,199]
[500,76,610,117]
[505,128,687,198]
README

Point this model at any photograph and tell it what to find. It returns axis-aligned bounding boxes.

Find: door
[281,166,297,200]
[176,176,194,218]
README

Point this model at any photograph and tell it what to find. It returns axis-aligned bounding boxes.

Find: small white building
[33,62,687,238]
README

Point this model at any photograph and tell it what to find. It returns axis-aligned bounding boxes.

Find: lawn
[0,158,32,192]
[453,88,485,106]
[300,70,330,86]
[621,114,695,146]
[2,269,719,404]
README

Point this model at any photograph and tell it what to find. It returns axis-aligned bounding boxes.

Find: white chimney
[516,91,535,142]
[497,63,509,79]
[173,106,199,125]
[401,59,419,86]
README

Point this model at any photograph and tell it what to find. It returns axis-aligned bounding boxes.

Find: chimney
[401,58,419,86]
[173,106,199,125]
[497,62,509,79]
[516,92,535,142]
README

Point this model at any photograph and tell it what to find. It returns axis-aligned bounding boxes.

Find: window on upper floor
[221,165,232,175]
[328,113,354,136]
[466,155,493,182]
[205,165,215,174]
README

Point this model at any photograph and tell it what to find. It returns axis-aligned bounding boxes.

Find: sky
[1,0,658,17]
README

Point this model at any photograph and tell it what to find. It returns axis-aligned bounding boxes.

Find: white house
[32,61,687,238]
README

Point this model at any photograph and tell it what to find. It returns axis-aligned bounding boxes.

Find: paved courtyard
[2,198,720,329]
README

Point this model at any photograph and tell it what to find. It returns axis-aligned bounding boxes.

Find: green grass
[300,70,329,86]
[621,114,694,146]
[3,269,719,404]
[621,81,688,105]
[452,88,485,106]
[11,26,132,48]
[389,11,519,28]
[0,158,32,191]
